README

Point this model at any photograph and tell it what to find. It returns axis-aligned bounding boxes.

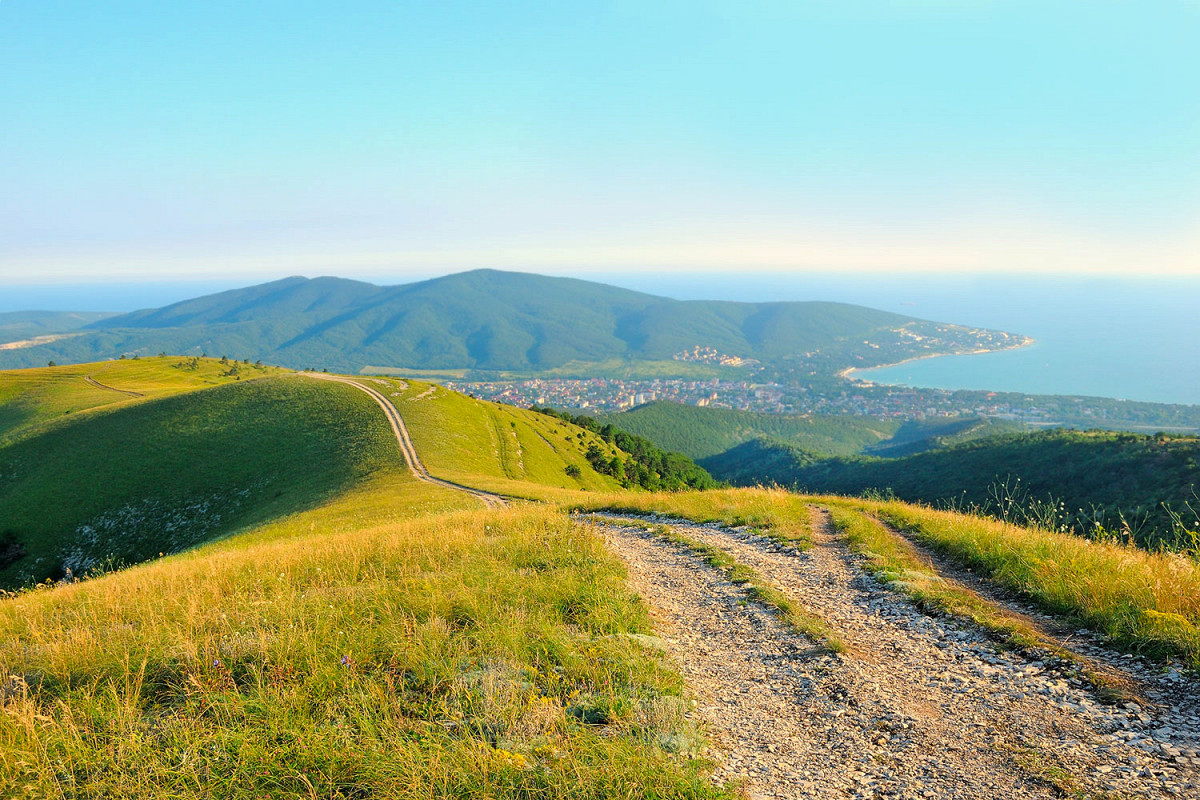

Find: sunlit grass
[388,379,625,492]
[567,487,814,549]
[0,501,733,799]
[836,498,1200,668]
[0,356,286,444]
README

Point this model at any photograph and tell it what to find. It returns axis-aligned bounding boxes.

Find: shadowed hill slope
[0,376,404,588]
[603,401,1025,461]
[0,362,698,588]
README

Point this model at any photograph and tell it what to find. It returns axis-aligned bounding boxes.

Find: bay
[605,272,1200,407]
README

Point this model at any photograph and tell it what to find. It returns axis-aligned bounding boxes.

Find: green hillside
[5,361,1200,797]
[706,430,1200,547]
[384,379,714,496]
[0,270,1019,375]
[0,376,408,588]
[0,356,284,445]
[603,401,1024,462]
[602,402,898,459]
[0,362,706,589]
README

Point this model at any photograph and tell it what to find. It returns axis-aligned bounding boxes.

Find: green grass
[389,379,627,494]
[844,499,1200,669]
[0,356,283,445]
[0,503,734,799]
[0,376,400,589]
[568,487,814,550]
[9,355,1200,796]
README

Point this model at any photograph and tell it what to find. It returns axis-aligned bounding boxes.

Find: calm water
[606,273,1200,407]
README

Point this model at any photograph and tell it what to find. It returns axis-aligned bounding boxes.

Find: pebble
[587,511,1200,799]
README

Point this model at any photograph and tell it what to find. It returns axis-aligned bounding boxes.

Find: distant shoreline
[839,336,1036,385]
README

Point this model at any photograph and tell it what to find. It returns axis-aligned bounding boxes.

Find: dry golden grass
[0,493,732,799]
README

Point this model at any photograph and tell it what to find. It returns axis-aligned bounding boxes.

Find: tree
[47,360,56,367]
[565,464,582,478]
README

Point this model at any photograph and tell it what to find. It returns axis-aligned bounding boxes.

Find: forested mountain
[0,270,1018,373]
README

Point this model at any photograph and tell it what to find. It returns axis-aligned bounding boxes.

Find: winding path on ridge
[586,511,1200,800]
[305,373,505,508]
[83,375,144,398]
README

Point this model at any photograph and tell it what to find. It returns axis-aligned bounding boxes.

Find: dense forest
[530,406,719,491]
[604,401,1025,460]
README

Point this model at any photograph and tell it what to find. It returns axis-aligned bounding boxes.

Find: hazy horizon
[3,2,1198,282]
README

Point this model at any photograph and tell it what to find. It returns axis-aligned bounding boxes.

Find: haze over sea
[615,273,1200,408]
[3,273,1197,407]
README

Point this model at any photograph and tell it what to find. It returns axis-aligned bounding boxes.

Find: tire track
[588,511,1200,799]
[83,375,144,398]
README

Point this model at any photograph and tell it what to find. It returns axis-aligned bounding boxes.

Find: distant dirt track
[83,375,144,398]
[305,373,506,508]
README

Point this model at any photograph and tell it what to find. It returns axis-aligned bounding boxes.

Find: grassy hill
[0,375,408,588]
[4,361,1200,797]
[603,401,1025,462]
[0,356,285,445]
[0,361,730,798]
[0,362,700,589]
[704,430,1200,548]
[0,270,1020,375]
[381,379,714,496]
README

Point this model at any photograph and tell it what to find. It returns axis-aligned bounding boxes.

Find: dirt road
[588,511,1200,800]
[306,373,505,508]
[83,375,144,397]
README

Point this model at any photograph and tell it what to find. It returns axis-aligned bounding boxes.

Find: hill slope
[4,363,1200,797]
[0,270,1021,374]
[0,375,406,588]
[705,430,1200,546]
[0,356,284,445]
[603,401,1026,461]
[0,361,703,588]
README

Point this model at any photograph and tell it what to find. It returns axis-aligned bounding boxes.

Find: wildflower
[213,659,221,668]
[341,655,350,666]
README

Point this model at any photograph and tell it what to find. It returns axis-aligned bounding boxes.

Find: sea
[603,273,1200,408]
[3,272,1198,407]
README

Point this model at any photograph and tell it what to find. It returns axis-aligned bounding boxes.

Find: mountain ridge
[0,269,1019,375]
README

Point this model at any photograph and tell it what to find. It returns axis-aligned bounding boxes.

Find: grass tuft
[596,516,842,653]
[0,504,735,799]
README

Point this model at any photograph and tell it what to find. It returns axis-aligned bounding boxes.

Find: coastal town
[443,374,1200,431]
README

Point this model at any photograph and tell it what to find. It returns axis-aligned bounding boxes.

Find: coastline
[838,336,1036,384]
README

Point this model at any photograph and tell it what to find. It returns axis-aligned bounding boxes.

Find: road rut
[587,511,1200,799]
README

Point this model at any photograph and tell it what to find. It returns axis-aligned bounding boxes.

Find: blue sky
[2,1,1198,283]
